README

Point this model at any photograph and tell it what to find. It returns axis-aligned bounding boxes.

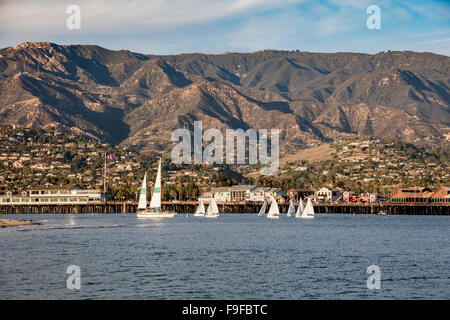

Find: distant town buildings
[197,184,450,205]
[342,191,386,203]
[199,185,284,203]
[0,125,448,206]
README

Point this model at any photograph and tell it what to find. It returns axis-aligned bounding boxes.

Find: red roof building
[390,187,433,203]
[431,187,450,204]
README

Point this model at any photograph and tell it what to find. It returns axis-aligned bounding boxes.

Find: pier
[0,201,448,215]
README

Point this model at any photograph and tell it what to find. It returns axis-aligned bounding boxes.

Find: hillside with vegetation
[247,137,449,196]
[0,126,448,200]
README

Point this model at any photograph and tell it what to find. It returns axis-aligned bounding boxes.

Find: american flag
[106,154,116,160]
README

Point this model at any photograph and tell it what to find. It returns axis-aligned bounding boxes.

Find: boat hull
[137,211,176,219]
[267,215,280,219]
[194,213,205,217]
[205,214,219,218]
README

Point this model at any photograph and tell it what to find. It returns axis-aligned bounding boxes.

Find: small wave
[383,276,442,282]
[137,224,154,227]
[15,224,125,232]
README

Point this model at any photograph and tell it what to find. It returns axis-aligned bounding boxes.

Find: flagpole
[104,151,107,201]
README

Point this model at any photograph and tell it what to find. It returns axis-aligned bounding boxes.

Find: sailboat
[295,197,305,218]
[286,199,295,217]
[267,196,280,219]
[137,158,177,219]
[205,198,219,218]
[257,199,267,217]
[300,198,315,219]
[194,199,206,217]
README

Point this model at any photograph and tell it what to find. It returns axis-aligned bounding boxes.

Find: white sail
[138,173,147,209]
[258,199,267,216]
[295,197,305,218]
[136,158,176,219]
[301,198,315,219]
[287,199,295,217]
[195,199,206,215]
[205,198,219,217]
[267,196,279,218]
[149,158,162,210]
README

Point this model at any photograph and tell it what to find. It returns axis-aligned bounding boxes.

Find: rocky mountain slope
[0,42,448,154]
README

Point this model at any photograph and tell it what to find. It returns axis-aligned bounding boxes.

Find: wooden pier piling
[0,201,448,215]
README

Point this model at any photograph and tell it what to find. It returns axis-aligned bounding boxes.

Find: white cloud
[0,0,448,56]
[416,37,450,45]
[0,0,303,35]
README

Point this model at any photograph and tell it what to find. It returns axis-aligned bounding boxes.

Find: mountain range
[0,42,449,156]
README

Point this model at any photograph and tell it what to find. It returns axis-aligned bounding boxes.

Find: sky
[0,0,449,55]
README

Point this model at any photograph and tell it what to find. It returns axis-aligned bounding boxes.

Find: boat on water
[205,198,220,218]
[267,196,280,219]
[377,210,387,215]
[286,199,295,217]
[295,197,305,218]
[136,158,176,219]
[194,199,206,217]
[257,199,267,217]
[300,198,315,219]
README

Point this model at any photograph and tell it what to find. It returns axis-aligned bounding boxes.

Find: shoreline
[0,219,41,228]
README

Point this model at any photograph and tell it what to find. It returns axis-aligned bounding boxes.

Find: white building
[212,187,231,202]
[0,185,109,204]
[229,185,257,202]
[199,185,283,203]
[368,193,387,203]
[249,187,284,202]
[315,187,343,203]
[198,191,215,202]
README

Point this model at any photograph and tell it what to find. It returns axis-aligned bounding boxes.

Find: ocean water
[0,213,449,300]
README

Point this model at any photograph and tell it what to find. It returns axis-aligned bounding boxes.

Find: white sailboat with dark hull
[137,158,176,219]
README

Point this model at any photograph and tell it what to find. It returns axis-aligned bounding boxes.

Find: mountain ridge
[0,42,449,154]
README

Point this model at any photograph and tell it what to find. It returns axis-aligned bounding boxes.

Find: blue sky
[0,0,449,55]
